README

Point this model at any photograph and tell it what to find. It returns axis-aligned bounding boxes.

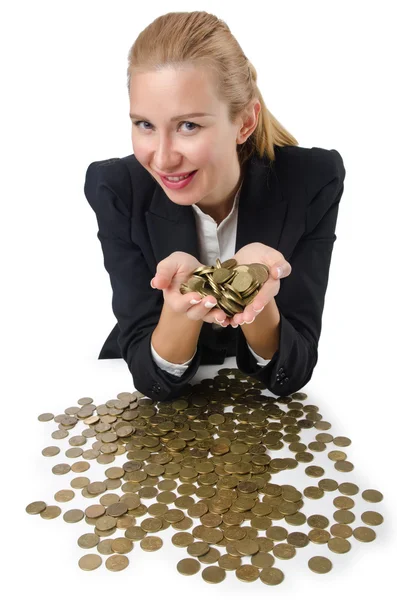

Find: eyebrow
[129,112,215,121]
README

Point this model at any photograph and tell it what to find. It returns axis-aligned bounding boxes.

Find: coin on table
[353,527,376,542]
[251,552,274,568]
[26,501,47,515]
[140,536,163,552]
[38,413,54,422]
[97,539,114,555]
[54,490,75,502]
[77,533,100,549]
[259,566,285,585]
[338,482,359,495]
[105,554,129,571]
[330,524,352,538]
[40,506,62,519]
[172,532,195,547]
[218,554,242,570]
[273,543,296,559]
[52,463,71,475]
[308,556,333,574]
[78,554,102,571]
[42,446,60,457]
[332,436,351,447]
[177,558,201,576]
[327,537,351,553]
[111,538,133,553]
[63,509,85,523]
[362,489,383,503]
[202,565,226,584]
[361,511,384,526]
[187,541,210,557]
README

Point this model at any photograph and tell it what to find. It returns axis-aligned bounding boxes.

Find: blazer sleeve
[235,149,346,396]
[84,159,204,402]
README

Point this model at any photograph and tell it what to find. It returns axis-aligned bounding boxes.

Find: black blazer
[84,145,345,402]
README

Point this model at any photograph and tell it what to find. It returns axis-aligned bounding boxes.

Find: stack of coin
[27,374,384,582]
[180,258,270,317]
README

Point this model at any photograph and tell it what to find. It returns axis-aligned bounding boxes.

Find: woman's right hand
[150,251,233,327]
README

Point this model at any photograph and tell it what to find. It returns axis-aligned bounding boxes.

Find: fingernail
[190,298,202,305]
[253,305,264,313]
[231,324,239,328]
[215,318,226,325]
[277,267,282,278]
[150,279,155,288]
[204,301,217,308]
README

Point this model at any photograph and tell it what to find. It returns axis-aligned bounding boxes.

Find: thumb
[271,261,291,280]
[151,263,175,289]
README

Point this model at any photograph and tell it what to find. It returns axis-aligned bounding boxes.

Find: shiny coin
[41,446,60,457]
[361,510,383,526]
[63,509,84,523]
[77,533,100,549]
[307,514,329,528]
[338,482,359,495]
[54,489,75,502]
[327,537,351,553]
[188,541,210,557]
[140,536,163,552]
[177,558,201,576]
[308,529,330,544]
[259,566,284,585]
[218,554,242,570]
[362,489,383,502]
[172,532,195,547]
[273,543,296,559]
[40,506,62,519]
[235,564,260,582]
[335,460,354,472]
[353,527,376,542]
[38,412,54,422]
[308,556,332,574]
[286,532,309,547]
[330,524,352,538]
[111,538,133,553]
[52,463,71,475]
[26,501,47,515]
[78,554,102,571]
[333,509,355,524]
[105,554,129,571]
[332,436,351,447]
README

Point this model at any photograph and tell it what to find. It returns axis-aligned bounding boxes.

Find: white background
[2,0,396,598]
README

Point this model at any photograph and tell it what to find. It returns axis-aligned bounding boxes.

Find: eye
[132,120,201,132]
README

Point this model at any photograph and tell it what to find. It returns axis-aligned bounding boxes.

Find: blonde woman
[84,11,345,403]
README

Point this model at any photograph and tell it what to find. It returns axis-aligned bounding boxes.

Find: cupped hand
[230,242,292,326]
[151,251,233,327]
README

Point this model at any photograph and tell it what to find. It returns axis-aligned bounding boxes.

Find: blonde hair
[126,11,299,169]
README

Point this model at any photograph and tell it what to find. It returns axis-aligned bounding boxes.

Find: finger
[271,260,292,280]
[151,262,177,289]
[187,296,229,324]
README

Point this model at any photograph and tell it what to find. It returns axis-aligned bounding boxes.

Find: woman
[84,11,346,403]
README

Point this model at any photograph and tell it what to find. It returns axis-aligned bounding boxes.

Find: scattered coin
[177,558,201,576]
[78,554,102,571]
[26,501,47,515]
[202,565,226,583]
[105,554,129,571]
[308,556,333,574]
[140,536,163,552]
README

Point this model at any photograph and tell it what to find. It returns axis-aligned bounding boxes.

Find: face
[129,66,256,216]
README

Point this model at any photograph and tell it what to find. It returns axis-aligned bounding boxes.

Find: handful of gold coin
[180,258,270,317]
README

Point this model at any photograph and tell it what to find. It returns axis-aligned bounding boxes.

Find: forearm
[151,302,203,364]
[241,298,281,359]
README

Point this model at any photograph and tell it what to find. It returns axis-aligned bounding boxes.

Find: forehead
[129,66,222,116]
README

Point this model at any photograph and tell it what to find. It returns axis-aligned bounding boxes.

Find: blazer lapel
[145,151,289,265]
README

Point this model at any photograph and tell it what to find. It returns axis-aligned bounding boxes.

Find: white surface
[2,0,396,598]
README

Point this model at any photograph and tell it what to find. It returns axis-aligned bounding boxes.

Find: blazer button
[284,377,289,383]
[279,367,284,373]
[279,381,284,386]
[151,383,161,394]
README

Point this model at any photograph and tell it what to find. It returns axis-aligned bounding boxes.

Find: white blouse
[150,179,271,376]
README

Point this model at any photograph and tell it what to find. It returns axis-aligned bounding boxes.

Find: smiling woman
[84,10,345,402]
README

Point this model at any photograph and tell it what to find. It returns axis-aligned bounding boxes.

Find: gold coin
[308,556,332,574]
[201,565,226,583]
[251,552,274,568]
[272,543,296,559]
[177,558,201,576]
[187,541,210,557]
[353,527,376,542]
[52,463,71,475]
[266,526,288,540]
[259,566,285,585]
[78,554,102,571]
[338,482,359,495]
[286,532,309,547]
[40,506,62,519]
[38,413,54,422]
[318,479,339,492]
[218,554,242,570]
[235,564,260,582]
[70,476,90,489]
[125,525,146,540]
[307,514,329,528]
[303,486,324,499]
[235,539,259,555]
[305,465,325,477]
[335,460,354,472]
[327,537,351,553]
[361,511,384,526]
[199,547,221,564]
[362,489,383,502]
[330,524,352,538]
[26,501,47,515]
[332,436,351,447]
[85,504,106,518]
[71,461,90,473]
[308,529,330,544]
[105,554,129,571]
[77,533,100,549]
[63,509,85,523]
[333,496,355,509]
[54,489,75,502]
[41,446,60,457]
[111,538,133,553]
[333,509,355,524]
[97,539,114,555]
[172,532,195,547]
[140,536,163,552]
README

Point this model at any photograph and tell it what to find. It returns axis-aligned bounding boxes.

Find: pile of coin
[180,258,270,317]
[26,370,384,582]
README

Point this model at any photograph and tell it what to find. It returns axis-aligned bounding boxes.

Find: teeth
[165,173,192,181]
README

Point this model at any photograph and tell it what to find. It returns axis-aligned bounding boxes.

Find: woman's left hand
[230,242,292,326]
